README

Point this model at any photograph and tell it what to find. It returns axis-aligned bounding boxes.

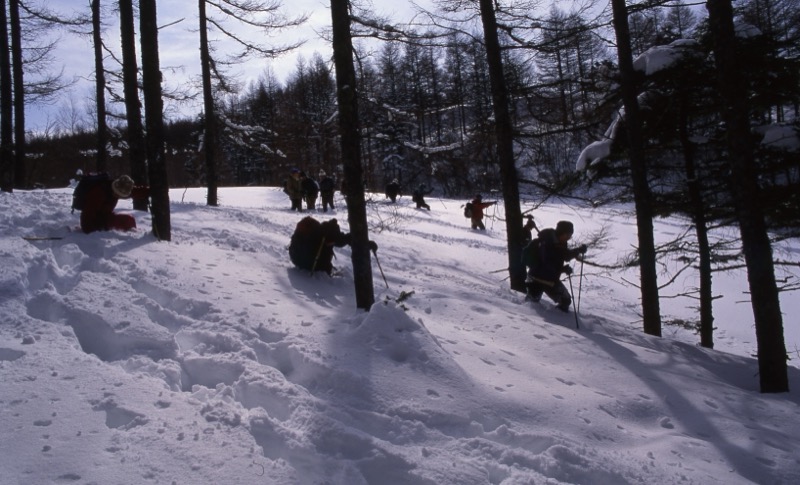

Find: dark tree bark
[198,0,219,206]
[706,0,788,392]
[610,0,662,337]
[0,0,13,193]
[91,0,107,172]
[119,0,148,210]
[477,0,525,292]
[678,94,714,348]
[330,0,374,309]
[9,0,24,187]
[139,0,171,240]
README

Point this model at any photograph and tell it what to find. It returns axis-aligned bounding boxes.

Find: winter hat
[112,175,134,198]
[475,194,482,201]
[555,220,574,236]
[319,170,326,177]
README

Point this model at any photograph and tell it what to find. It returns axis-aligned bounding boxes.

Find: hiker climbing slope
[523,220,587,312]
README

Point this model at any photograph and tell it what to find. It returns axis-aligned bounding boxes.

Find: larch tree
[139,0,170,240]
[330,0,375,309]
[610,0,662,337]
[706,0,788,393]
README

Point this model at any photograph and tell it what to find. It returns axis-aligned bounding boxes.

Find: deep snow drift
[1,187,799,484]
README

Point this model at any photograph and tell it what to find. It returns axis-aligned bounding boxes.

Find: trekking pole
[567,274,580,329]
[311,237,326,274]
[577,256,585,314]
[373,249,389,288]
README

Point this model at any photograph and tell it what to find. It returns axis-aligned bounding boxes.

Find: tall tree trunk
[198,0,218,206]
[9,0,24,188]
[91,0,107,172]
[477,0,525,292]
[139,0,171,241]
[610,0,662,337]
[678,94,714,349]
[0,0,13,193]
[330,0,374,309]
[706,0,788,392]
[119,0,148,210]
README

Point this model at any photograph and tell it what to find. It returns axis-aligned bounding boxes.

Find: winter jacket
[80,181,149,234]
[470,199,496,220]
[284,175,303,199]
[529,228,583,285]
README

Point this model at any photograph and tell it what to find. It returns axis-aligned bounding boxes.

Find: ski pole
[577,256,585,314]
[373,248,389,288]
[311,237,326,274]
[568,273,580,329]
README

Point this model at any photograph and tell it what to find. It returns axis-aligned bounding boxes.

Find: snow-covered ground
[2,186,799,484]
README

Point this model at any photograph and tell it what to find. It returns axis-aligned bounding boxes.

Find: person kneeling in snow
[80,175,149,234]
[524,220,587,312]
[289,216,377,275]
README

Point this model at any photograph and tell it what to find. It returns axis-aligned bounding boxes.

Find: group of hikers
[283,168,337,212]
[75,168,587,313]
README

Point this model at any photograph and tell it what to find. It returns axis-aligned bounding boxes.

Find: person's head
[112,175,134,198]
[475,194,482,202]
[319,170,326,178]
[392,178,398,184]
[524,217,535,230]
[555,220,574,241]
[291,168,300,178]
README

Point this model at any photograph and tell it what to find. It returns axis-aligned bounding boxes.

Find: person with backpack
[468,194,497,230]
[78,174,149,234]
[523,220,587,312]
[289,216,378,275]
[283,168,304,211]
[385,179,401,203]
[411,184,432,210]
[301,171,320,211]
[318,170,336,212]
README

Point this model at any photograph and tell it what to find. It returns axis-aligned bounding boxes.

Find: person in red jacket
[80,175,149,234]
[470,194,497,230]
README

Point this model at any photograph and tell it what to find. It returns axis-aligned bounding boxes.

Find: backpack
[71,172,111,213]
[463,202,473,218]
[521,237,541,269]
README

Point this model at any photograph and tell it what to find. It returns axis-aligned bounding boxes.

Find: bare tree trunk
[198,0,219,206]
[9,0,25,187]
[139,0,171,240]
[91,0,107,172]
[610,0,662,337]
[477,0,525,292]
[678,94,714,348]
[119,0,148,210]
[706,0,787,392]
[330,0,374,309]
[0,0,13,193]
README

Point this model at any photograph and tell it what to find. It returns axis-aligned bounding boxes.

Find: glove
[563,265,573,275]
[578,244,588,254]
[368,240,378,253]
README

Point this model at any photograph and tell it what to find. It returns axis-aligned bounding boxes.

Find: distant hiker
[319,170,336,212]
[385,179,401,203]
[469,194,497,230]
[289,216,378,275]
[411,184,432,210]
[523,220,587,312]
[301,171,319,211]
[522,215,538,244]
[283,168,303,211]
[79,175,149,234]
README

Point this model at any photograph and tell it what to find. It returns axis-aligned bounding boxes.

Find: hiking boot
[556,304,570,313]
[525,293,540,303]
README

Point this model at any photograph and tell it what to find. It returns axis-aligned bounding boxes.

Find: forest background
[1,0,799,393]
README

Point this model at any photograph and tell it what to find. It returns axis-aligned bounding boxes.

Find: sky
[2,185,799,484]
[26,0,427,133]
